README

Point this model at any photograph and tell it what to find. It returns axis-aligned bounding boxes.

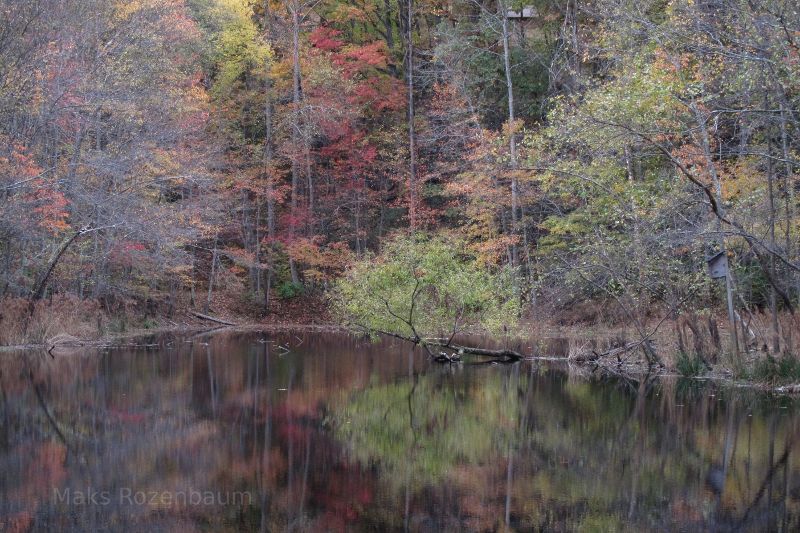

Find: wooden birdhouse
[706,251,728,279]
[506,6,536,19]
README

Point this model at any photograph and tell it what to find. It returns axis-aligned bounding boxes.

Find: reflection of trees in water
[335,366,800,531]
[0,332,423,531]
[0,333,799,531]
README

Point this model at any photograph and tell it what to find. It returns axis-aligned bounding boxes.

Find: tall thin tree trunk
[254,196,261,294]
[693,103,740,358]
[780,103,796,352]
[289,3,302,284]
[501,5,519,268]
[766,116,780,353]
[305,129,314,233]
[406,0,417,230]
[383,0,395,54]
[205,234,218,314]
[264,0,276,312]
[190,254,196,308]
[355,191,362,254]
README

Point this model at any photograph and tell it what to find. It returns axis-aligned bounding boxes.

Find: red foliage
[30,182,70,232]
[2,143,71,233]
[309,26,345,52]
[339,41,389,71]
[352,76,404,112]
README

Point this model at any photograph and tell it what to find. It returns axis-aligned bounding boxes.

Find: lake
[0,330,797,532]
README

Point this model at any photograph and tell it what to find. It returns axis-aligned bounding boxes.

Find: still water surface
[0,331,798,532]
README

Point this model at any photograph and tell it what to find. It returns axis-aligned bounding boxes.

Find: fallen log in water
[190,311,238,326]
[571,340,660,366]
[361,327,525,363]
[438,343,524,362]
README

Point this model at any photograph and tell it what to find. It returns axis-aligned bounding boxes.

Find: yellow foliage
[113,0,144,21]
[720,157,763,200]
[288,238,355,282]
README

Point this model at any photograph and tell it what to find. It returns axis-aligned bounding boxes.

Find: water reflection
[0,331,798,531]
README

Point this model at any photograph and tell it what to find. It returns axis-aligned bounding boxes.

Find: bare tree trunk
[355,191,362,254]
[383,0,395,54]
[766,113,780,353]
[289,3,302,284]
[780,103,797,353]
[31,229,84,302]
[500,4,519,268]
[406,0,417,230]
[625,144,645,315]
[254,197,261,294]
[693,104,740,358]
[263,0,276,313]
[64,124,86,199]
[305,136,314,233]
[24,225,107,333]
[205,234,218,314]
[91,225,101,297]
[190,254,196,308]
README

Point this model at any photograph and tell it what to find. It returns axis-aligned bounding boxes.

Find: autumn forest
[5,2,800,531]
[1,0,800,375]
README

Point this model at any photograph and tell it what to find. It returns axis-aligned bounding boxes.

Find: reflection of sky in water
[0,330,797,532]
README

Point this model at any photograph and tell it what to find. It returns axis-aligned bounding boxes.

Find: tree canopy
[333,233,519,345]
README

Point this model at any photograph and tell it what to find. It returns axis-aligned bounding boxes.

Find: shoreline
[2,321,799,395]
[0,322,346,354]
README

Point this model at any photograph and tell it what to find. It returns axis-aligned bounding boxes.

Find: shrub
[0,296,103,345]
[278,281,303,300]
[332,232,520,341]
[675,351,706,377]
[750,355,800,385]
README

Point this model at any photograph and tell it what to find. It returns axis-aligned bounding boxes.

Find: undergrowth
[0,296,105,345]
[675,352,707,377]
[748,355,800,385]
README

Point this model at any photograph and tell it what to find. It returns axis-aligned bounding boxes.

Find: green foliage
[188,0,272,144]
[209,0,271,97]
[107,317,128,334]
[433,7,553,128]
[277,281,303,300]
[749,355,800,385]
[141,317,158,330]
[332,232,520,341]
[675,352,705,377]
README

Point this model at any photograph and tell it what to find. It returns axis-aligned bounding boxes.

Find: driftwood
[571,340,658,365]
[439,343,523,362]
[363,327,525,363]
[190,311,237,326]
[47,333,85,357]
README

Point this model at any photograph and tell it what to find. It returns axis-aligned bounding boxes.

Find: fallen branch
[47,334,86,357]
[437,343,524,362]
[190,311,237,326]
[571,340,657,365]
[357,326,525,362]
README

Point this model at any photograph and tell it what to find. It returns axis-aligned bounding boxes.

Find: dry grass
[0,296,104,346]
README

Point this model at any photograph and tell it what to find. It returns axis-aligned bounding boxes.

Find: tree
[0,0,212,312]
[332,232,521,359]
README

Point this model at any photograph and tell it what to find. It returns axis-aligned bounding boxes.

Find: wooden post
[724,266,739,354]
[696,105,739,359]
